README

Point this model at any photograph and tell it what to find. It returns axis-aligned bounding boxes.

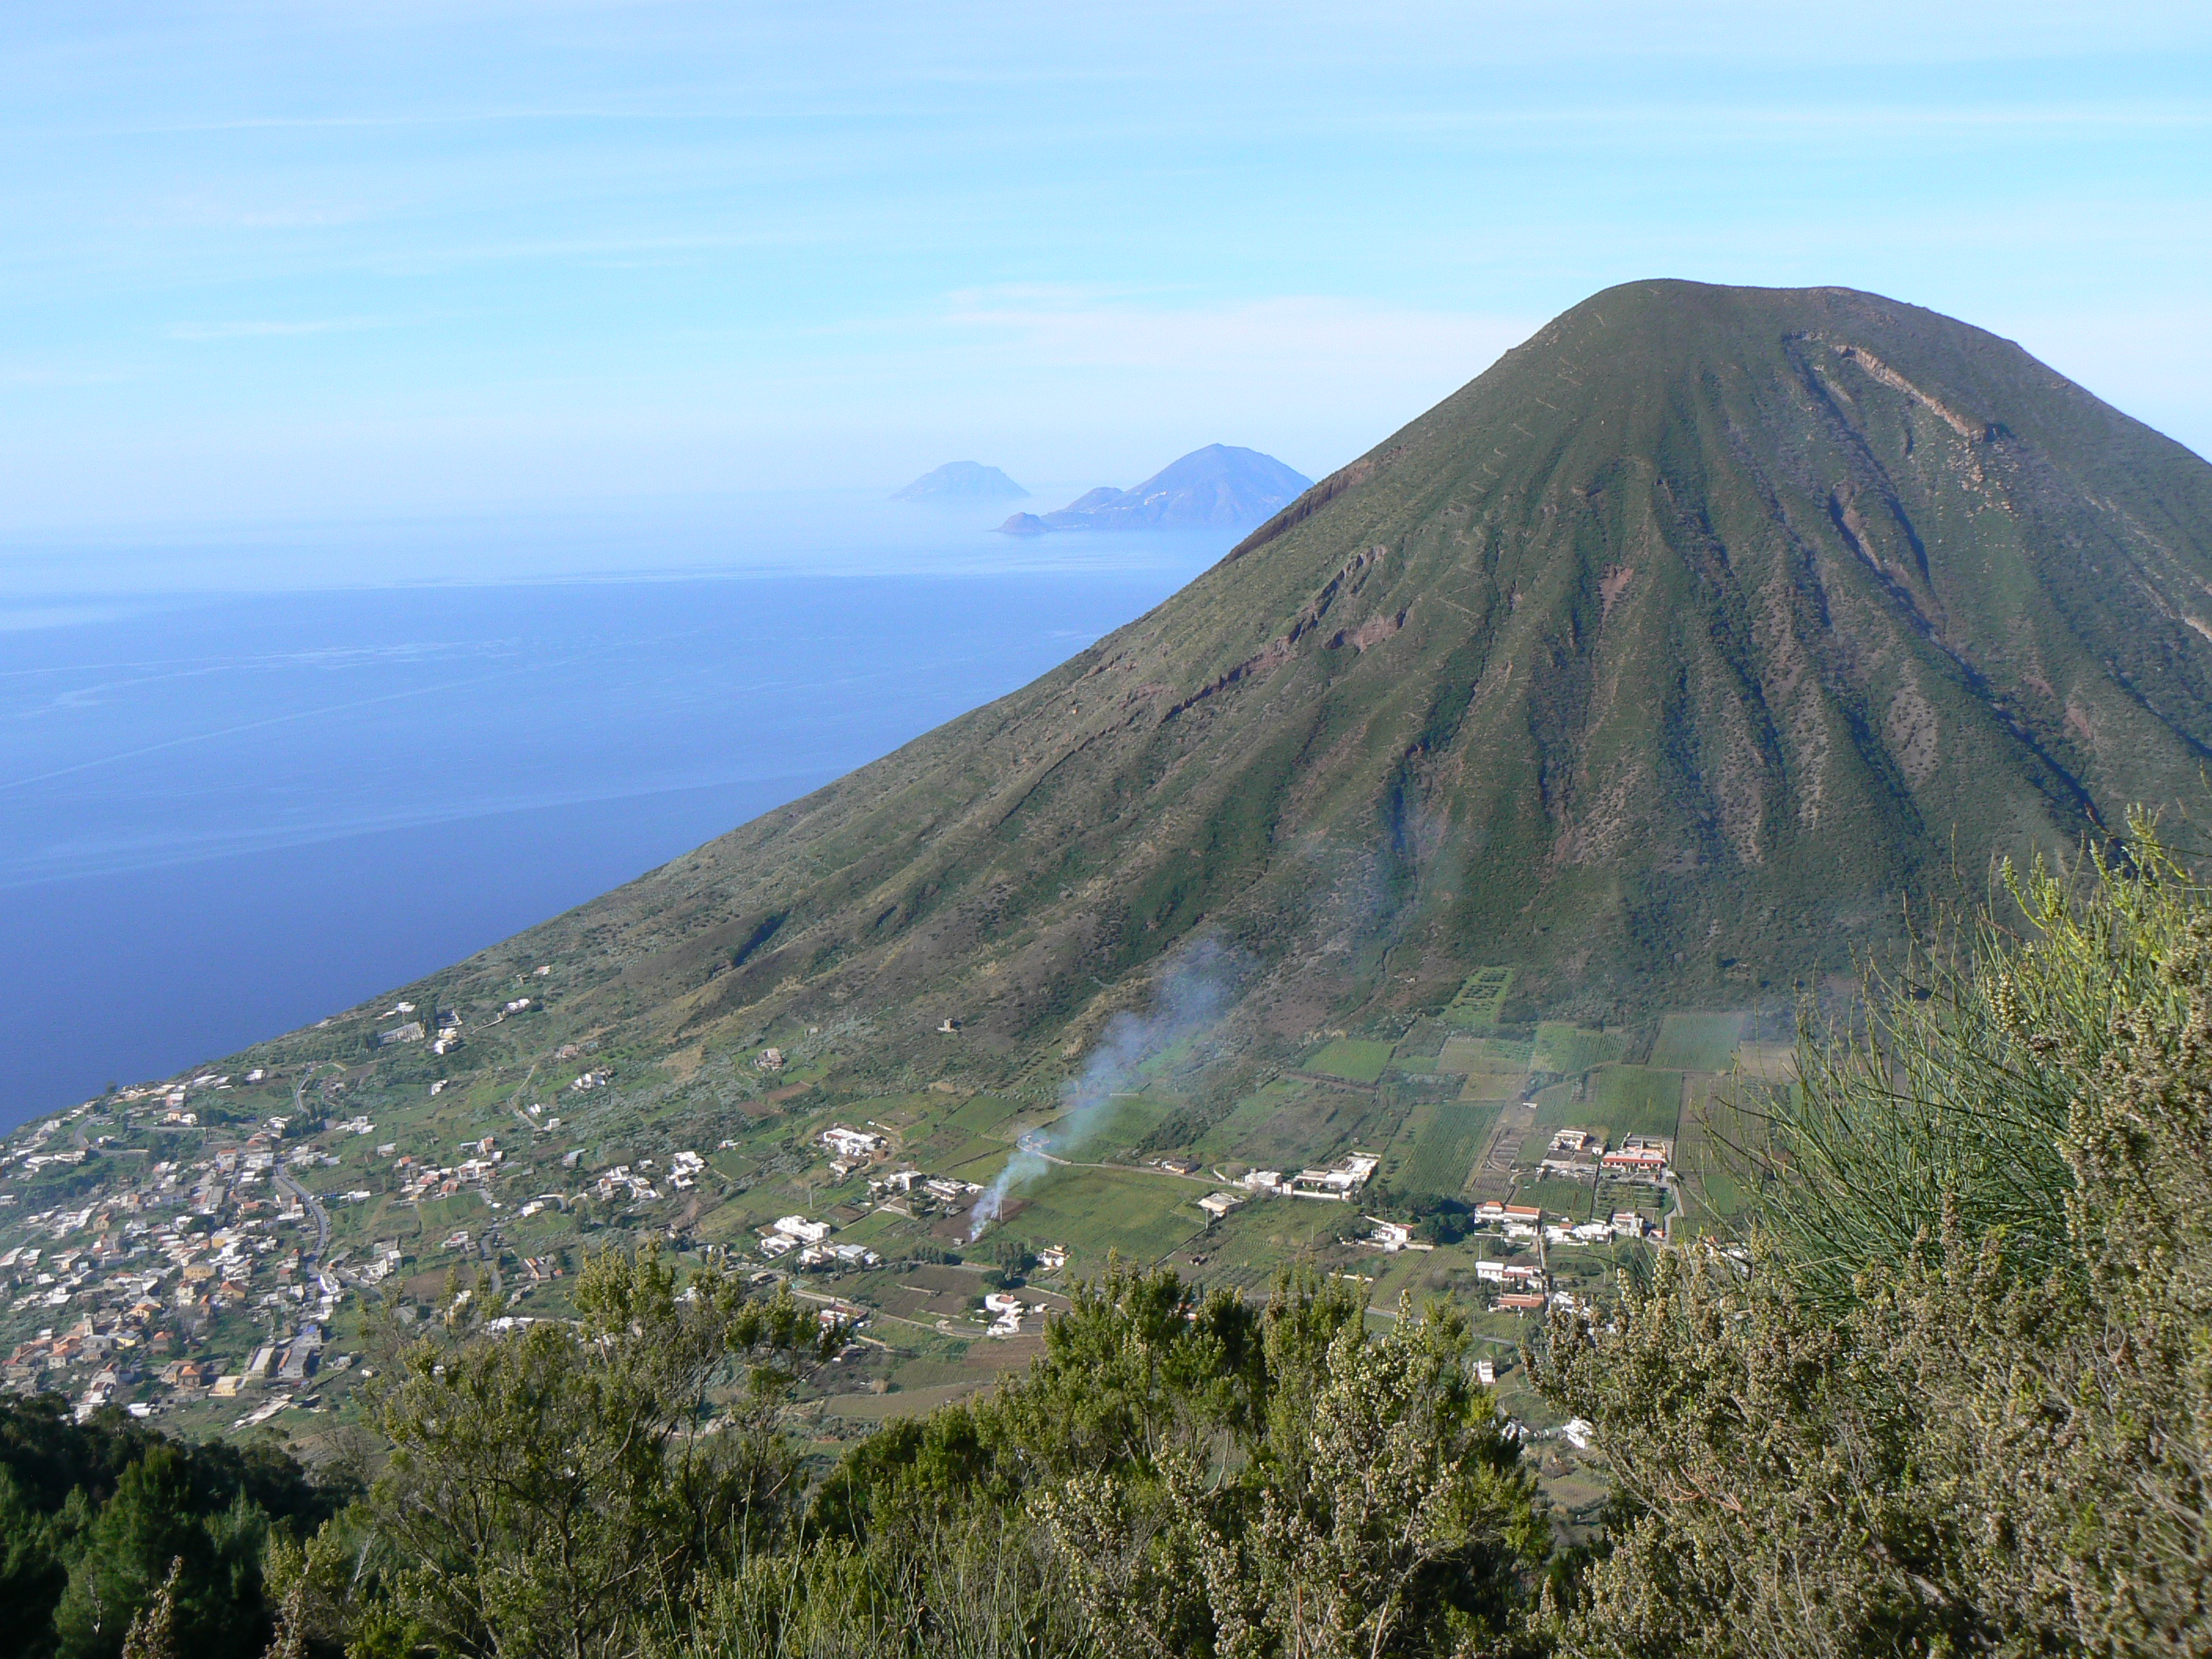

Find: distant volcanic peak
[893,461,1028,501]
[999,444,1313,533]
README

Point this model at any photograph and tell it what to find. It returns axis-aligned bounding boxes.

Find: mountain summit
[247,281,2212,1093]
[998,444,1311,533]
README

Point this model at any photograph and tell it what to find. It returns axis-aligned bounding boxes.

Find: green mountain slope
[251,280,2212,1096]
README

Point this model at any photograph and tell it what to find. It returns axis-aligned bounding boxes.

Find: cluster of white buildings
[862,1166,983,1219]
[1240,1153,1380,1201]
[1,1139,340,1416]
[820,1125,887,1177]
[983,1290,1055,1338]
[1535,1127,1674,1185]
[591,1163,661,1204]
[395,1137,507,1205]
[756,1213,881,1269]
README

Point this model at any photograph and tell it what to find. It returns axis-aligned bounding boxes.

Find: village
[0,972,1728,1456]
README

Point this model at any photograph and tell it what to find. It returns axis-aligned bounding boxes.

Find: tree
[1024,1266,1547,1659]
[117,1561,181,1659]
[53,1446,270,1659]
[363,1241,833,1659]
[0,1465,72,1659]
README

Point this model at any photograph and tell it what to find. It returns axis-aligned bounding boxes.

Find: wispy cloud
[167,317,394,342]
[163,194,375,230]
[939,289,1533,383]
[0,364,134,387]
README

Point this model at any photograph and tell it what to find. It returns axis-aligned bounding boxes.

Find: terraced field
[1050,1093,1179,1159]
[1441,967,1514,1031]
[1216,1087,1393,1171]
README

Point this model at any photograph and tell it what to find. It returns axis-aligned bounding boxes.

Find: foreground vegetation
[13,820,2212,1656]
[1536,822,2212,1655]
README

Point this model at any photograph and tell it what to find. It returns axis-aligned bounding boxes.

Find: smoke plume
[967,940,1237,1241]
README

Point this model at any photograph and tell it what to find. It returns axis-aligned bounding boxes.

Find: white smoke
[967,940,1237,1242]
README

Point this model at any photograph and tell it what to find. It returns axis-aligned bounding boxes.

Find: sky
[2,0,2208,538]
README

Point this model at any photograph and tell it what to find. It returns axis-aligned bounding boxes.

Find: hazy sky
[3,1,2207,532]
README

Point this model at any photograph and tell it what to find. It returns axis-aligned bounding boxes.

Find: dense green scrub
[1534,818,2212,1655]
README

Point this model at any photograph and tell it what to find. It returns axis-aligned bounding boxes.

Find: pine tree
[118,1561,181,1659]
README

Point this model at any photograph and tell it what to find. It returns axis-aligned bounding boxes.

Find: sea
[0,490,1234,1130]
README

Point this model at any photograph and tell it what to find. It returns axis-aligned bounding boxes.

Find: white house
[1284,1154,1381,1200]
[1537,1128,1606,1181]
[1365,1218,1414,1251]
[1601,1136,1672,1181]
[820,1126,886,1161]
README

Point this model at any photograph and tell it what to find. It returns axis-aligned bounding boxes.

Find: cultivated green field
[1529,1022,1626,1076]
[942,1091,1024,1137]
[1398,1101,1500,1196]
[1203,1085,1394,1170]
[1518,1176,1600,1223]
[1588,1065,1687,1141]
[1529,1064,1684,1146]
[1173,1199,1352,1291]
[1437,1035,1533,1101]
[1650,1012,1747,1072]
[1302,1038,1394,1083]
[1011,1166,1206,1266]
[1188,1081,1300,1161]
[1053,1092,1179,1159]
[916,1130,1008,1173]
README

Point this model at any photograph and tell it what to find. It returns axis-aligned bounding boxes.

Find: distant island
[998,443,1311,533]
[892,461,1028,501]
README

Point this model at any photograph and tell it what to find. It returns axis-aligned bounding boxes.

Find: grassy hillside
[141,281,2212,1144]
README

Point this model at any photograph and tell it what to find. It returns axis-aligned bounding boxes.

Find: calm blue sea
[0,491,1231,1128]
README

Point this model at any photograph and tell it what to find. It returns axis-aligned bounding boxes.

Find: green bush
[1533,819,2212,1656]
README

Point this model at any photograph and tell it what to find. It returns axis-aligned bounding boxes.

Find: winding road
[275,1170,331,1262]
